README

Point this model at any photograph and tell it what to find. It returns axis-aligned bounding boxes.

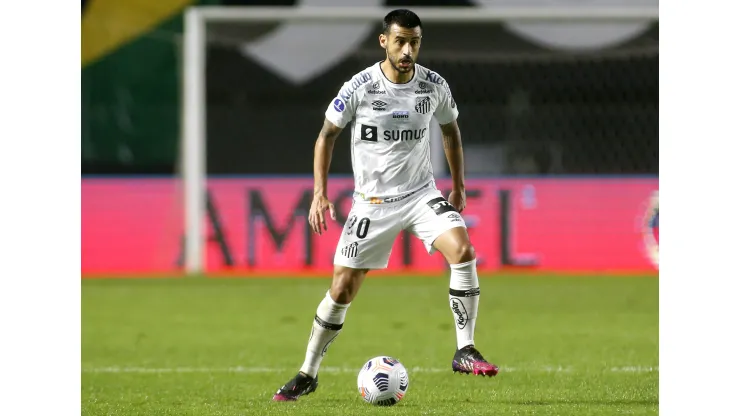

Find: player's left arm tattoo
[440,120,462,150]
[318,118,343,143]
[440,120,465,191]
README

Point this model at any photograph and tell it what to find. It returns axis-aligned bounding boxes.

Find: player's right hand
[308,195,336,235]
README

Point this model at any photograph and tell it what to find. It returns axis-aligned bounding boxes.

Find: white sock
[299,291,350,378]
[448,259,480,350]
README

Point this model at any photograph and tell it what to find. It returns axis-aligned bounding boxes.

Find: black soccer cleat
[452,345,499,377]
[272,372,319,401]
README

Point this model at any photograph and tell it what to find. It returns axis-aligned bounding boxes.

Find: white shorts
[333,184,466,269]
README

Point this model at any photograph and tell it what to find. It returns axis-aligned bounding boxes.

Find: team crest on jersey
[340,242,359,258]
[415,97,431,114]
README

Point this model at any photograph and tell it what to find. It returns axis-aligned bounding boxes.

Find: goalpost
[181,5,659,275]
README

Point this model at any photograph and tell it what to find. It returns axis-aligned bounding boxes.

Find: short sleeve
[325,80,363,129]
[434,81,459,125]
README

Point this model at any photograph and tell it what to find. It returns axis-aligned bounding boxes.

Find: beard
[388,53,414,73]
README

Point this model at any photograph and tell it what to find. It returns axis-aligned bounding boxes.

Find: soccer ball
[356,356,409,406]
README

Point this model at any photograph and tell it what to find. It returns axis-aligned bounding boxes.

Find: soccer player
[273,9,499,402]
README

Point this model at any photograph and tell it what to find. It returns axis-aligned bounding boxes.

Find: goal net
[180,5,659,274]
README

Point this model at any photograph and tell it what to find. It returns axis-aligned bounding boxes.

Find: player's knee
[330,268,364,303]
[450,242,476,265]
[329,277,355,304]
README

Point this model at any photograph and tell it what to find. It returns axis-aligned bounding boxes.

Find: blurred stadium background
[82,0,658,275]
[81,1,658,414]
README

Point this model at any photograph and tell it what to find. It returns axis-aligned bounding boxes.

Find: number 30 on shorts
[345,215,371,239]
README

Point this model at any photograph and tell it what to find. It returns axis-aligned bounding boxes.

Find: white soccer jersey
[324,62,459,201]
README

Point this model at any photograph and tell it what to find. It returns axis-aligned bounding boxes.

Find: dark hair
[383,9,423,34]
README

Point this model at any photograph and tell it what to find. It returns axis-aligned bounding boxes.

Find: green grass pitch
[82,275,658,415]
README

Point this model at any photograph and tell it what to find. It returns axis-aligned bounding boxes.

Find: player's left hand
[448,189,466,213]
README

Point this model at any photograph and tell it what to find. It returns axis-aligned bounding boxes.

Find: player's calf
[446,259,498,376]
[274,266,367,403]
[432,230,499,377]
[434,230,480,350]
[448,259,480,350]
[298,290,350,379]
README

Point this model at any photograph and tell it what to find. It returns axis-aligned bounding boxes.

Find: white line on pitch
[82,366,658,374]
